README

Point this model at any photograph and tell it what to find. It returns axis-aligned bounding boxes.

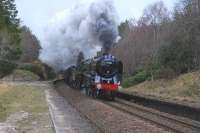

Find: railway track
[53,80,200,132]
[105,98,200,133]
[116,92,200,121]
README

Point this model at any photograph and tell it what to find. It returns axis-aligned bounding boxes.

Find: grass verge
[0,82,54,133]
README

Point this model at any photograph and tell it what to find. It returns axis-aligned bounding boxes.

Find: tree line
[0,0,41,78]
[112,0,200,86]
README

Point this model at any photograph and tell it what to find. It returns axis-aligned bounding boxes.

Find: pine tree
[0,0,20,29]
[0,0,21,77]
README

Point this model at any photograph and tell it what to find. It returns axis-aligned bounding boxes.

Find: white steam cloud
[39,0,120,71]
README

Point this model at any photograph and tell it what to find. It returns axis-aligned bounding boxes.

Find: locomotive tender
[64,54,123,100]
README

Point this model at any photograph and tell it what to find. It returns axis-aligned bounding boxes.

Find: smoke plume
[39,0,120,71]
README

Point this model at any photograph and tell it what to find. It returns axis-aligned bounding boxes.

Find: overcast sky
[16,0,177,40]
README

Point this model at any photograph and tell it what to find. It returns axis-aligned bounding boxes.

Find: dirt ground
[0,81,54,133]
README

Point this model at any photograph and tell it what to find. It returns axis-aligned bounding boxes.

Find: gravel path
[55,82,171,133]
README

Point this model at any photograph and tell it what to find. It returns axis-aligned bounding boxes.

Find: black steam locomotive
[64,54,123,100]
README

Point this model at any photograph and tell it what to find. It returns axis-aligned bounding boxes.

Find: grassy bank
[2,69,40,81]
[123,72,200,103]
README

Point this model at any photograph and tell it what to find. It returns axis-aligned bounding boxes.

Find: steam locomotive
[64,54,123,100]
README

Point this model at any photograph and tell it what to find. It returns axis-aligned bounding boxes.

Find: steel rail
[105,98,200,133]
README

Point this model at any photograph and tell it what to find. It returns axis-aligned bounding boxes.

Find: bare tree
[19,26,41,63]
[112,1,170,76]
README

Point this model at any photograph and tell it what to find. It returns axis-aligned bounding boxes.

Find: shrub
[122,76,135,88]
[122,70,150,88]
[13,69,40,81]
[0,60,16,78]
[134,70,149,83]
[18,62,56,80]
[18,63,45,79]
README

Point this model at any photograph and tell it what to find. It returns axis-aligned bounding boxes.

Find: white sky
[16,0,177,40]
